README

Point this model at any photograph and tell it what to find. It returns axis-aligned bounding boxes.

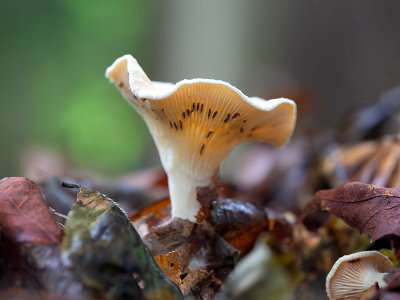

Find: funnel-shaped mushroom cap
[326,251,394,300]
[106,55,296,221]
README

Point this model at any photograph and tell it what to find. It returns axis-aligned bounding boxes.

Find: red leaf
[0,177,62,245]
[307,182,400,242]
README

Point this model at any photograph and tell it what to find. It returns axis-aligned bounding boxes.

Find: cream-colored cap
[106,55,296,221]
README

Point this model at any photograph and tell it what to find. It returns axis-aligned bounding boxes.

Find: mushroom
[106,55,296,221]
[326,250,394,300]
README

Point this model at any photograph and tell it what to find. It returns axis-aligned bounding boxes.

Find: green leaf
[61,185,183,300]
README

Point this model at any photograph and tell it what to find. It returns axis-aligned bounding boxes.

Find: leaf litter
[4,86,400,299]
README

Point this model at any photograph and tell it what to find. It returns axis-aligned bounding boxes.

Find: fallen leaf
[154,251,183,285]
[210,199,268,253]
[0,177,62,245]
[62,184,183,300]
[130,198,171,222]
[305,182,400,242]
[144,218,239,299]
[130,187,268,253]
[180,268,222,300]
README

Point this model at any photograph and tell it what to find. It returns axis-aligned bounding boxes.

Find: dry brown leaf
[130,197,172,236]
[305,182,400,242]
[144,219,239,299]
[210,198,268,253]
[180,268,221,300]
[0,177,62,245]
[130,197,171,223]
[154,251,183,285]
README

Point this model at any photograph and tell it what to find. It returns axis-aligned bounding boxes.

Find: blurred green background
[1,0,400,178]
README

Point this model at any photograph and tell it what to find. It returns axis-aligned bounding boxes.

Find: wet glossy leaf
[130,197,171,236]
[211,199,268,253]
[0,177,62,245]
[306,182,400,242]
[62,185,183,300]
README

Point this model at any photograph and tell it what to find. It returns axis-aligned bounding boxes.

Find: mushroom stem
[167,168,208,221]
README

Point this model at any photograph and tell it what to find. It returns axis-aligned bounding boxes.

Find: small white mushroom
[106,55,296,221]
[326,250,394,300]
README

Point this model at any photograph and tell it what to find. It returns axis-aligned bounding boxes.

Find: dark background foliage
[1,0,400,177]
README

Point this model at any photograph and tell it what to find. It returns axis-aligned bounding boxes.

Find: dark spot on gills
[200,144,205,155]
[224,113,231,123]
[232,113,240,119]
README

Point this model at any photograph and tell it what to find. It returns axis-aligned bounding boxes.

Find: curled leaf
[0,177,62,245]
[306,182,400,242]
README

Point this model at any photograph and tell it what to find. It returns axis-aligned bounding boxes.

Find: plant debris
[143,218,239,299]
[303,182,400,243]
[4,83,400,299]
